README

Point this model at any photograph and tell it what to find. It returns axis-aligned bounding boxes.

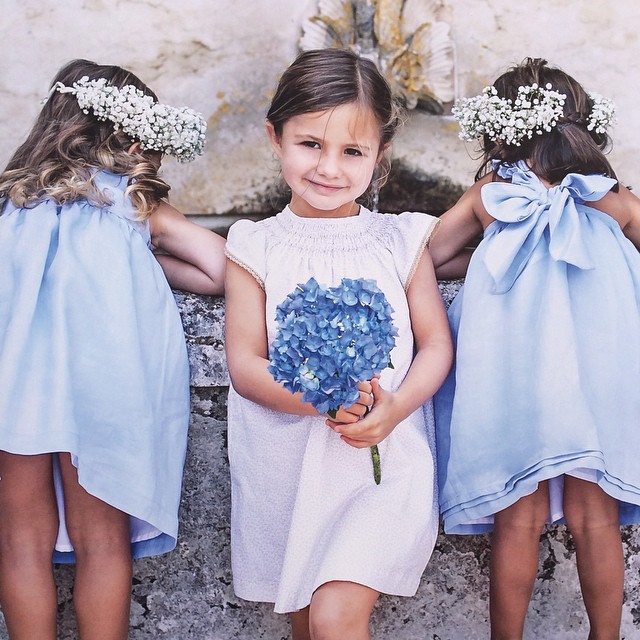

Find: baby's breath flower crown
[452,83,615,147]
[50,77,206,162]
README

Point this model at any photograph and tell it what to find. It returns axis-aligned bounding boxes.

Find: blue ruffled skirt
[435,164,640,533]
[0,173,190,560]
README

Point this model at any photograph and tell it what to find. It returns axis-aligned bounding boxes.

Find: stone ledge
[174,281,466,388]
[2,286,638,639]
[146,287,640,638]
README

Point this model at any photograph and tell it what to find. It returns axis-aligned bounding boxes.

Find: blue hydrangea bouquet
[268,277,398,484]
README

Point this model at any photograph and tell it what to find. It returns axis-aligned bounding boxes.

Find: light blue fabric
[435,161,640,534]
[0,171,190,561]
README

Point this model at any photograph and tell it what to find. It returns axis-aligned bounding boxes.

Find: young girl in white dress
[224,48,453,640]
[430,57,640,639]
[0,59,225,639]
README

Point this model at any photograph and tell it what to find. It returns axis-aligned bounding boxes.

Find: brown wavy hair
[266,48,404,195]
[475,57,617,189]
[0,59,171,219]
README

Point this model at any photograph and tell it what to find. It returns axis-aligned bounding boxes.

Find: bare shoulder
[589,184,640,248]
[148,200,184,236]
[429,175,494,269]
[451,173,495,228]
[615,185,640,248]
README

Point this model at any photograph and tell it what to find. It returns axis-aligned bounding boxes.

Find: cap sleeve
[225,219,267,289]
[389,211,440,289]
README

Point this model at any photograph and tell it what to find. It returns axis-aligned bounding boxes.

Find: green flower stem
[371,445,381,485]
[327,410,381,484]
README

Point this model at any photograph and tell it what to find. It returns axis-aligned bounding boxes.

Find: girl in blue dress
[430,57,640,639]
[0,59,225,639]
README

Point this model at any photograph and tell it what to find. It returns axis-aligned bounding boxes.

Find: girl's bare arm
[150,201,226,295]
[224,259,370,422]
[329,249,454,447]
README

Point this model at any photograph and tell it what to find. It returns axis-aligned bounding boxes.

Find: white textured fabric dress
[225,205,440,613]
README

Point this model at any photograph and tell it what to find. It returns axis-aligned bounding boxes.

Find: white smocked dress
[225,205,440,613]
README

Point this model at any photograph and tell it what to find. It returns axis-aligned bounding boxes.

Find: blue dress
[0,171,190,561]
[435,161,640,534]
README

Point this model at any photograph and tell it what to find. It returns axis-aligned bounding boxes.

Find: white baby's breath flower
[452,83,613,147]
[50,77,206,162]
[587,93,616,134]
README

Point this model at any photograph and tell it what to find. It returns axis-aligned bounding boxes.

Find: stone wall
[2,1,640,217]
[2,289,637,640]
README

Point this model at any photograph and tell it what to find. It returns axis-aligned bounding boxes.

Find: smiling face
[267,102,383,218]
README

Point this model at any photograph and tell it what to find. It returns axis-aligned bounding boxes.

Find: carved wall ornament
[299,0,456,113]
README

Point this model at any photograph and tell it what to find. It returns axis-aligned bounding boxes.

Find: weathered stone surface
[3,2,640,217]
[1,289,639,639]
[174,292,229,388]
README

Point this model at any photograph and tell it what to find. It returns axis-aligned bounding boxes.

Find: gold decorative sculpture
[299,0,455,113]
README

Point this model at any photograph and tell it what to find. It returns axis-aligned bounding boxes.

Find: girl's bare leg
[563,475,623,640]
[308,580,378,640]
[59,453,132,640]
[0,451,58,640]
[490,481,550,640]
[290,606,311,640]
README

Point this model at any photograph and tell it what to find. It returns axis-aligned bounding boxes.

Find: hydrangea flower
[268,277,398,484]
[50,77,206,162]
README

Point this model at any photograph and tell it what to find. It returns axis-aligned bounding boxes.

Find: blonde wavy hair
[0,59,171,220]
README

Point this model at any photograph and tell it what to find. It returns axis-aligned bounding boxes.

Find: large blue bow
[481,163,616,293]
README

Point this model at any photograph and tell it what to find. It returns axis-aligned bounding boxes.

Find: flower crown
[452,83,615,147]
[49,77,207,162]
